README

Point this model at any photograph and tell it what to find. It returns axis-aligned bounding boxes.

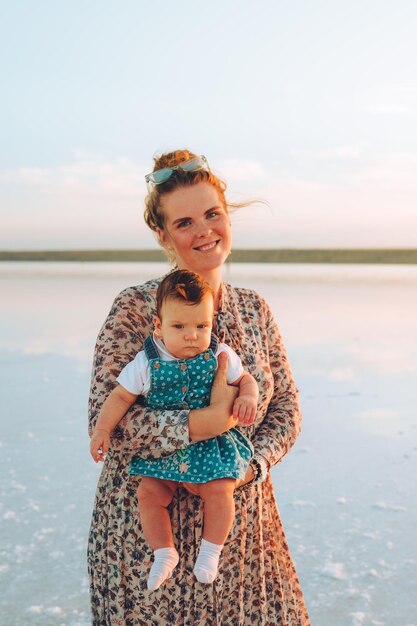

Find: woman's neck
[177,266,222,310]
[212,280,222,312]
[201,271,222,310]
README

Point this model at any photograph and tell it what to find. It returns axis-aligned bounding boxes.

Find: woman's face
[157,182,231,275]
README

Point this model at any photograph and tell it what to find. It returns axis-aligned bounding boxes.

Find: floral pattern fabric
[87,277,310,625]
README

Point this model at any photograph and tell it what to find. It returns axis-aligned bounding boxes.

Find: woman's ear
[153,315,162,337]
[156,228,170,250]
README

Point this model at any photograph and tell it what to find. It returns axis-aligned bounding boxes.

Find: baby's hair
[156,270,214,318]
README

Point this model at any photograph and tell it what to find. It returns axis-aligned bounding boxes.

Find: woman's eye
[177,220,191,229]
[207,211,219,219]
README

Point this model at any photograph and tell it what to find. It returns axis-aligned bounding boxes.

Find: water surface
[1,262,416,626]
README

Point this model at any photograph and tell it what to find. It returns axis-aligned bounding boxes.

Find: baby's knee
[137,478,154,503]
[137,477,176,507]
[200,478,236,501]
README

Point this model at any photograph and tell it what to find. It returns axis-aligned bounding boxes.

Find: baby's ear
[153,315,162,337]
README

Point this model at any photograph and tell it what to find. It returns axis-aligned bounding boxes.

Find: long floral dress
[87,277,310,626]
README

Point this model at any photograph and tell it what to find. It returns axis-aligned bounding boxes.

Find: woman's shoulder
[114,276,160,298]
[110,276,164,313]
[223,282,269,311]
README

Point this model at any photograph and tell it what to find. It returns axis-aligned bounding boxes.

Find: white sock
[193,539,223,584]
[147,547,179,591]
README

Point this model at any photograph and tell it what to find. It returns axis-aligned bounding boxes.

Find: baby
[90,270,258,591]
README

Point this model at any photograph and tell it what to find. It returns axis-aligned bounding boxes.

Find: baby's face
[154,295,214,359]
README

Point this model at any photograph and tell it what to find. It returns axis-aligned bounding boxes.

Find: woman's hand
[188,352,239,442]
[182,464,255,497]
[234,464,255,490]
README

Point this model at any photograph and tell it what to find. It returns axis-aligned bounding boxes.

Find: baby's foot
[193,539,223,584]
[147,547,179,591]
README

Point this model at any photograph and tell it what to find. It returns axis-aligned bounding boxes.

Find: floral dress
[88,277,310,626]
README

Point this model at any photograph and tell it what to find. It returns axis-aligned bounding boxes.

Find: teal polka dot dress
[129,335,254,482]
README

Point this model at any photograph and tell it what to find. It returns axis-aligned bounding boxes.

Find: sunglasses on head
[145,155,210,191]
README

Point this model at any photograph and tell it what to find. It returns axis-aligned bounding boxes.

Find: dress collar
[213,282,236,342]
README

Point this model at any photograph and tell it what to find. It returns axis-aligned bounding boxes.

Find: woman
[88,150,310,625]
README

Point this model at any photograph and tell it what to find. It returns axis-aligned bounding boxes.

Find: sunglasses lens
[180,157,205,172]
[145,156,209,189]
[151,167,173,184]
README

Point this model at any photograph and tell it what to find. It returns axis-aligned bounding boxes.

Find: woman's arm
[235,297,301,490]
[188,352,240,441]
[251,297,302,468]
[88,286,237,457]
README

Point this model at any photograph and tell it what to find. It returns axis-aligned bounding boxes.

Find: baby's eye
[174,324,184,329]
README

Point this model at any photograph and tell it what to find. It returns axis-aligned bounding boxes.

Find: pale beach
[0,261,416,626]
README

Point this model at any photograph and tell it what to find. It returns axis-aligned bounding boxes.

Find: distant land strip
[1,249,417,264]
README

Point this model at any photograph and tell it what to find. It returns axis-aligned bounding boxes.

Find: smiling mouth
[193,240,219,252]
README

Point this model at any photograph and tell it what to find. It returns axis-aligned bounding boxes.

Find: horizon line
[1,248,417,265]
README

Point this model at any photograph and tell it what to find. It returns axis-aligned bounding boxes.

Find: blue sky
[1,0,416,249]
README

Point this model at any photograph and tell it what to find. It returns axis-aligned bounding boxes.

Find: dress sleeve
[88,285,191,458]
[252,297,302,468]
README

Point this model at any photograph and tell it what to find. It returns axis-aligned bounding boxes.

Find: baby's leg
[137,477,177,549]
[199,477,237,544]
[193,478,237,584]
[137,477,179,591]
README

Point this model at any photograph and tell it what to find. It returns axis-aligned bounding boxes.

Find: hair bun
[153,150,197,171]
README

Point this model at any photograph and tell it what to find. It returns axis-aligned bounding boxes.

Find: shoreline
[1,248,417,264]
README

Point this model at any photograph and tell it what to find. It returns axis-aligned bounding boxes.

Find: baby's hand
[233,395,257,425]
[90,429,111,463]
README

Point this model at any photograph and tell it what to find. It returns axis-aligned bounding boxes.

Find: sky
[1,0,416,250]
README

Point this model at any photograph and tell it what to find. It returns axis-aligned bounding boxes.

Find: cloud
[360,82,417,116]
[1,149,417,249]
[291,143,368,160]
[230,149,417,247]
[365,104,411,115]
[215,158,267,183]
[0,152,156,249]
[345,152,417,190]
[0,151,146,199]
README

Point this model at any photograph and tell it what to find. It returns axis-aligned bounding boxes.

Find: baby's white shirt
[116,335,244,396]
